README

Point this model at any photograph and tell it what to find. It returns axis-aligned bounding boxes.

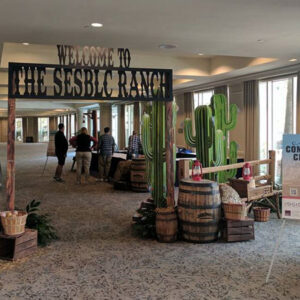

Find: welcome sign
[8,45,173,102]
[282,134,300,219]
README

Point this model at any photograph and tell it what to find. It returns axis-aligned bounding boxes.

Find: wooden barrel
[130,158,148,192]
[156,207,178,242]
[178,179,221,243]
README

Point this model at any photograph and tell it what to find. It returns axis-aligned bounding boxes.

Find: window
[15,118,23,142]
[63,115,68,136]
[38,117,49,142]
[125,104,134,147]
[193,89,214,109]
[259,76,297,183]
[88,111,93,135]
[112,105,119,147]
[96,109,100,134]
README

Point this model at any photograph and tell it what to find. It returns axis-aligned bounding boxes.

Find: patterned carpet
[0,143,299,300]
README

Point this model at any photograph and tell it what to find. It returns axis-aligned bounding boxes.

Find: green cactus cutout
[210,94,238,182]
[142,101,177,207]
[184,94,238,183]
[184,105,224,181]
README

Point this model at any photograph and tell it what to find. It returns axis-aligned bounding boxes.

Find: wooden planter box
[0,229,37,261]
[223,218,255,242]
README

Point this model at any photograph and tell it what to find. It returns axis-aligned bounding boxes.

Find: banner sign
[8,62,172,101]
[56,45,131,68]
[282,134,300,219]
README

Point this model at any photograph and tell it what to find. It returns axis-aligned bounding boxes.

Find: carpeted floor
[0,143,299,300]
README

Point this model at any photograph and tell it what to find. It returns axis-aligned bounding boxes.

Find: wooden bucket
[130,158,148,192]
[253,207,270,222]
[0,211,28,236]
[178,179,221,243]
[156,207,178,242]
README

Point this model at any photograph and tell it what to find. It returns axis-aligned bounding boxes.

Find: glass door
[15,118,23,142]
[38,117,49,142]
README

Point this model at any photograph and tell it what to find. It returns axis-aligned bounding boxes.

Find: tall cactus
[211,94,238,182]
[184,94,238,183]
[142,101,177,207]
[142,102,166,207]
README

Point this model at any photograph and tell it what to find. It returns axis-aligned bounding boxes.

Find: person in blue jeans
[127,131,142,159]
[98,127,115,182]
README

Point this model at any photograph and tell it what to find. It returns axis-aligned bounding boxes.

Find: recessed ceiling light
[198,53,204,56]
[22,42,29,46]
[159,44,177,49]
[257,39,264,43]
[289,58,297,62]
[91,23,103,28]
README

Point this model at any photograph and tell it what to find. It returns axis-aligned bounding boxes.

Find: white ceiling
[0,0,300,116]
[0,0,300,59]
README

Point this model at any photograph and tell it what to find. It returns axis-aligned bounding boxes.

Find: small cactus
[184,94,238,182]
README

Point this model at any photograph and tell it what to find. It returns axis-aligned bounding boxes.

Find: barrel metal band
[179,188,219,196]
[180,220,219,227]
[157,234,177,237]
[180,181,218,188]
[157,211,176,216]
[178,202,221,209]
[182,230,218,237]
[157,218,178,222]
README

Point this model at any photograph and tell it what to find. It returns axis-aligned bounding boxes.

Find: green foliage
[184,94,238,182]
[25,200,58,247]
[211,94,238,182]
[142,101,177,207]
[132,207,156,239]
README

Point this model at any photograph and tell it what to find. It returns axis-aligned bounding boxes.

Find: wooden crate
[248,185,273,200]
[0,229,37,261]
[229,178,273,200]
[224,218,254,242]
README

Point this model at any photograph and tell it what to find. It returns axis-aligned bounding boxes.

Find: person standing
[54,123,68,182]
[127,130,142,159]
[98,127,115,182]
[69,127,97,184]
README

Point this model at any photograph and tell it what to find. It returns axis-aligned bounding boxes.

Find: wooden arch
[6,62,175,210]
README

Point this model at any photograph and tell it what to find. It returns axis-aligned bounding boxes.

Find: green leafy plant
[25,200,58,246]
[132,207,156,239]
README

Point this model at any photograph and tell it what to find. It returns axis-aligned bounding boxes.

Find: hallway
[0,144,299,299]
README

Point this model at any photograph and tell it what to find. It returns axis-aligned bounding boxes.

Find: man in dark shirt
[54,123,68,182]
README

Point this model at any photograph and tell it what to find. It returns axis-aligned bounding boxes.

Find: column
[49,116,57,132]
[76,108,84,130]
[118,105,125,149]
[100,104,112,132]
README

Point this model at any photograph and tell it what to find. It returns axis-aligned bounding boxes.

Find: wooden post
[66,115,70,140]
[68,114,71,140]
[6,97,16,211]
[269,150,276,186]
[92,110,97,139]
[165,101,174,207]
[133,102,139,133]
